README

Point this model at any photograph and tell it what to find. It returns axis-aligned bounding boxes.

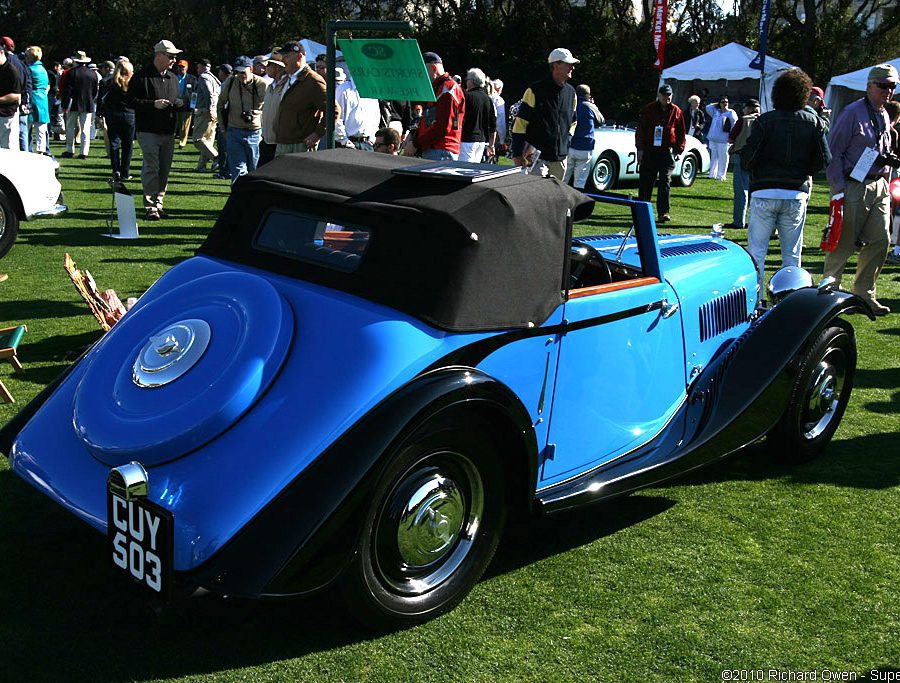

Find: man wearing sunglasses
[129,39,185,221]
[824,63,899,316]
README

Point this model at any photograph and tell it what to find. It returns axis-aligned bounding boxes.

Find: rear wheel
[345,421,506,628]
[674,151,699,187]
[587,153,618,192]
[0,189,20,260]
[769,324,856,462]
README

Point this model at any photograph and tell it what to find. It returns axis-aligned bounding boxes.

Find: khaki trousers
[175,111,193,146]
[823,177,890,302]
[275,142,310,156]
[137,132,175,210]
[192,110,217,163]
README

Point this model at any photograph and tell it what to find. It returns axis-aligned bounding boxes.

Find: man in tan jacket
[217,55,266,182]
[273,41,329,155]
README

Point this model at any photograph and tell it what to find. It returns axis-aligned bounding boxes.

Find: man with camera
[217,55,266,182]
[823,63,899,316]
[129,39,186,220]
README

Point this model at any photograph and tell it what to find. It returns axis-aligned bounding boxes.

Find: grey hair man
[459,67,496,163]
[823,63,899,315]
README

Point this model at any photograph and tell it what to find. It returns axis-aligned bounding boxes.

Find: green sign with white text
[337,38,435,102]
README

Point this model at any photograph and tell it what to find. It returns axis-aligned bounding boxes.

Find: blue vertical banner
[749,0,771,71]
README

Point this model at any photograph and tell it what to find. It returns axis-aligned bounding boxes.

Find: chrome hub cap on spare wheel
[133,319,211,388]
[376,454,484,595]
[802,355,845,440]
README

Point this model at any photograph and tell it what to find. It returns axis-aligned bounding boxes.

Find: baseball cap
[548,48,579,64]
[868,63,899,84]
[746,97,760,107]
[278,41,304,55]
[198,58,212,67]
[177,59,189,67]
[153,39,182,55]
[809,86,824,100]
[233,55,253,72]
[217,64,233,75]
[1,37,15,51]
[422,51,442,65]
[658,84,673,96]
[267,56,285,68]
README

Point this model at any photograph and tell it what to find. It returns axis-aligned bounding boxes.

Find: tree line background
[1,0,897,122]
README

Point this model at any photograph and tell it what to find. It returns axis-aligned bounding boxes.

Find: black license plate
[107,490,173,596]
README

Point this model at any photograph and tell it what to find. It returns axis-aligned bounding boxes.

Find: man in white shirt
[335,67,380,151]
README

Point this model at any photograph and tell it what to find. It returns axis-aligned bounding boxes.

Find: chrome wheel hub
[802,356,844,440]
[133,319,211,388]
[375,453,484,595]
[397,476,466,567]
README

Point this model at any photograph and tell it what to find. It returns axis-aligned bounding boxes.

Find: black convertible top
[200,149,594,332]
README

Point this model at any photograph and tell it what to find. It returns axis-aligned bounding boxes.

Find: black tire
[0,188,20,260]
[587,152,618,192]
[768,324,856,462]
[673,151,699,187]
[344,420,506,628]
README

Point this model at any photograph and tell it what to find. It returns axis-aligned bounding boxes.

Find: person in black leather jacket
[741,68,830,284]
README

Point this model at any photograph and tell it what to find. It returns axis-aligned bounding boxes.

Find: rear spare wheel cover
[74,271,293,466]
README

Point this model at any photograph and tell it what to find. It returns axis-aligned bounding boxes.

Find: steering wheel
[569,242,612,288]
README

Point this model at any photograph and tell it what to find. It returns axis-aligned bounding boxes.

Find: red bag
[820,193,844,252]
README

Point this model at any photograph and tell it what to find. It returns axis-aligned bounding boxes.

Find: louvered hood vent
[699,288,748,342]
[660,242,728,258]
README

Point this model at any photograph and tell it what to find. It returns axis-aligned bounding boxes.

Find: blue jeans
[746,195,807,283]
[19,113,29,152]
[226,127,261,182]
[422,148,458,161]
[731,153,750,226]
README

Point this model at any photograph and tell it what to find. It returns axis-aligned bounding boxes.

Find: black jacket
[7,52,31,109]
[741,108,830,194]
[462,87,497,143]
[511,75,576,161]
[128,64,183,134]
[61,64,99,113]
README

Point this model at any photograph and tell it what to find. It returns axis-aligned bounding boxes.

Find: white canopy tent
[824,57,900,123]
[660,42,797,111]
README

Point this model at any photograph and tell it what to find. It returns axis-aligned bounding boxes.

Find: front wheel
[768,324,856,462]
[344,422,506,628]
[0,188,20,260]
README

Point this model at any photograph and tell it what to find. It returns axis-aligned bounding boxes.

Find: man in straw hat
[60,50,97,158]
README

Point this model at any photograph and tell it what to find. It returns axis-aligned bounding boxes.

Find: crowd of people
[0,34,897,314]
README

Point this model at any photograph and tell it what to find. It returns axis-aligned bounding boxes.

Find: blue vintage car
[0,150,870,627]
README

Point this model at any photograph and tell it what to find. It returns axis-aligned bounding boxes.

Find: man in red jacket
[407,52,464,161]
[635,84,686,223]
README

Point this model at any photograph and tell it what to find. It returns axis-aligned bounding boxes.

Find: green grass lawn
[0,142,897,682]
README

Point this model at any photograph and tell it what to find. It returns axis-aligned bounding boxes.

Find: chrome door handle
[661,299,680,319]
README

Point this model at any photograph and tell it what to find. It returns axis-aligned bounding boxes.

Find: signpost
[337,38,434,102]
[325,20,417,149]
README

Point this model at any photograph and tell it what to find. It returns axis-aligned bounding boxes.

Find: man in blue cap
[635,83,686,223]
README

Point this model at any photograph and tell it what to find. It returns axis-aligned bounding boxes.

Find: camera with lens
[241,111,253,124]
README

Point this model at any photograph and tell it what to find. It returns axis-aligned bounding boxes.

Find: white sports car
[586,126,711,193]
[0,149,66,259]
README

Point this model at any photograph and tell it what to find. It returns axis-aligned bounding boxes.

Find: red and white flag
[652,0,668,70]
